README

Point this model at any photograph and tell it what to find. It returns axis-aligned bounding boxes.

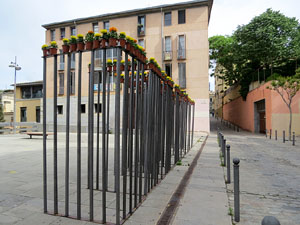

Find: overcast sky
[0,0,299,90]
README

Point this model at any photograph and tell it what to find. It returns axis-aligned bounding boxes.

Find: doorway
[254,99,266,133]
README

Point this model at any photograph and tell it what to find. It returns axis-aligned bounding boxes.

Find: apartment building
[42,0,213,132]
[0,90,14,122]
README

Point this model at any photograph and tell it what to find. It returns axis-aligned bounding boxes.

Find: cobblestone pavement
[211,118,300,225]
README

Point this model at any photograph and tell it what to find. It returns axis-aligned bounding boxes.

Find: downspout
[161,8,164,70]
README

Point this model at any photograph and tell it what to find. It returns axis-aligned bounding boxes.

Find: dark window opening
[165,64,172,77]
[57,105,63,115]
[36,106,40,123]
[103,21,109,30]
[164,12,171,26]
[138,15,145,36]
[20,107,27,122]
[178,10,186,24]
[60,28,65,39]
[94,103,102,113]
[81,104,86,114]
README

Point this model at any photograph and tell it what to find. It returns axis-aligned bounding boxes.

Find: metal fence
[42,35,195,224]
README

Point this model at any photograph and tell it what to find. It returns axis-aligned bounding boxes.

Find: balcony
[137,25,145,37]
[163,51,172,61]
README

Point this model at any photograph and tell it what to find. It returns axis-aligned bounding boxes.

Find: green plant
[101,29,109,39]
[176,160,182,166]
[69,36,77,44]
[50,41,57,48]
[113,59,117,65]
[94,33,101,40]
[107,59,113,66]
[77,34,84,43]
[41,44,48,50]
[85,31,94,42]
[228,207,233,216]
[109,27,118,39]
[121,59,125,65]
[119,32,126,39]
[62,38,69,45]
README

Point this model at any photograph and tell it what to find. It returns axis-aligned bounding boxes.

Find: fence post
[292,132,295,146]
[223,139,226,166]
[262,216,281,225]
[266,129,268,138]
[275,130,277,140]
[226,145,230,184]
[269,129,272,139]
[233,158,240,222]
[283,130,285,143]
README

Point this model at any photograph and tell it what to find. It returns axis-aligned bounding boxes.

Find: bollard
[275,130,277,140]
[237,127,239,132]
[292,132,295,146]
[226,145,230,183]
[265,129,268,138]
[233,158,240,222]
[261,216,280,225]
[283,130,285,143]
[223,139,226,166]
[269,129,272,139]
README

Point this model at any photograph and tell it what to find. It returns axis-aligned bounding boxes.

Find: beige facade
[42,0,213,132]
[15,81,42,123]
[1,90,14,122]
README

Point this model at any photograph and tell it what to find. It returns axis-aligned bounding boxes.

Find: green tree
[209,9,300,99]
[267,69,300,140]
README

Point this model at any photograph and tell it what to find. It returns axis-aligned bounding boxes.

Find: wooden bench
[26,132,52,139]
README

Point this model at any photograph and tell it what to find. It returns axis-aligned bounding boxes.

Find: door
[259,112,266,133]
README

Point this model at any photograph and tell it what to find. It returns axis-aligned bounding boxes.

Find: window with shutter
[51,29,55,41]
[178,63,186,88]
[103,21,109,30]
[93,22,99,33]
[178,35,186,59]
[60,28,65,39]
[70,72,75,94]
[59,50,64,70]
[164,36,172,61]
[70,26,76,36]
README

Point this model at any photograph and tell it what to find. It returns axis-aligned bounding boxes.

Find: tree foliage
[209,8,300,99]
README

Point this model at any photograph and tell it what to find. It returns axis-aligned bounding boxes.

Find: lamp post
[9,56,21,134]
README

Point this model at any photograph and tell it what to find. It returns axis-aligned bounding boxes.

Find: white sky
[0,0,299,90]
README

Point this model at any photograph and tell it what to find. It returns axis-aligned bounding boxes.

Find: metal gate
[42,29,195,224]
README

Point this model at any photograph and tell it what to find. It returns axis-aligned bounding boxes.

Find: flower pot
[113,65,117,71]
[85,41,93,50]
[120,65,125,71]
[49,48,57,55]
[70,43,77,52]
[42,49,48,57]
[119,39,126,48]
[128,65,131,71]
[62,45,70,53]
[77,42,85,51]
[120,77,124,83]
[107,66,112,72]
[125,42,131,52]
[100,39,107,48]
[108,38,117,47]
[149,63,155,70]
[93,40,100,49]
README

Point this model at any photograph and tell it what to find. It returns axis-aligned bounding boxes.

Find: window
[50,29,55,41]
[59,73,64,95]
[81,104,86,114]
[59,50,64,70]
[95,50,102,70]
[107,48,117,59]
[21,87,31,99]
[103,21,109,30]
[165,64,172,77]
[70,26,76,36]
[93,22,99,33]
[94,103,102,113]
[138,39,145,48]
[178,10,186,24]
[94,71,102,91]
[137,15,145,36]
[36,106,40,123]
[178,35,186,59]
[70,71,75,94]
[60,28,65,39]
[32,85,43,98]
[71,53,76,69]
[178,63,186,88]
[57,105,63,115]
[164,36,172,61]
[164,12,171,26]
[20,107,27,122]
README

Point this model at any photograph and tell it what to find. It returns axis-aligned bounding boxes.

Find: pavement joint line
[156,135,208,225]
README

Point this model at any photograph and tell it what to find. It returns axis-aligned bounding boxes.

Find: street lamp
[8,56,21,134]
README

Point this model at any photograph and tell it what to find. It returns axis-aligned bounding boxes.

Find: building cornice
[42,0,213,29]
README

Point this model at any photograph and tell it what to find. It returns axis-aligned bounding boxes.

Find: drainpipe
[161,8,164,70]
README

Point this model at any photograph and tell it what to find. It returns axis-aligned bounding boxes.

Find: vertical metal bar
[233,158,240,222]
[134,62,140,207]
[283,130,285,143]
[122,53,129,219]
[53,54,58,214]
[139,64,144,203]
[226,145,230,184]
[174,93,179,163]
[77,51,82,219]
[107,70,111,191]
[191,103,195,147]
[188,103,191,151]
[160,81,165,179]
[270,129,272,139]
[128,57,133,213]
[293,132,295,146]
[102,49,107,223]
[42,55,47,213]
[96,72,100,190]
[65,53,71,217]
[275,130,277,140]
[88,50,95,221]
[115,47,121,225]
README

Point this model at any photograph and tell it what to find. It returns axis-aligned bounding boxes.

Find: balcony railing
[177,49,186,59]
[163,51,172,61]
